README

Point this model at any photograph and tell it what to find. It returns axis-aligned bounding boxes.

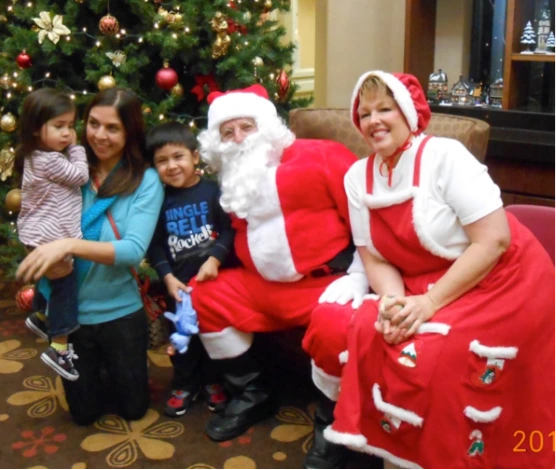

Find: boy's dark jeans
[63,308,149,426]
[170,335,216,391]
[47,270,79,338]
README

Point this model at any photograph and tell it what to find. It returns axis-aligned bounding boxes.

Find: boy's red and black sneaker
[164,389,199,418]
[203,383,228,413]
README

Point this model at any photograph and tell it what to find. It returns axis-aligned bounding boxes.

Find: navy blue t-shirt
[148,177,235,283]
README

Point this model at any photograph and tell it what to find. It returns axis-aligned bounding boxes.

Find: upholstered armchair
[288,108,490,162]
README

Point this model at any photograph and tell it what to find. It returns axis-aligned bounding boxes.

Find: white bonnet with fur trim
[350,71,431,135]
[206,84,278,133]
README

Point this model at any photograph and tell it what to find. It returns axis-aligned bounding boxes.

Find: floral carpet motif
[0,300,379,468]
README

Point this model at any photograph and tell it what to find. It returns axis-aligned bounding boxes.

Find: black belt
[308,245,354,278]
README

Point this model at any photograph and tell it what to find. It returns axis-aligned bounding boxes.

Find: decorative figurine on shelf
[467,79,484,106]
[427,69,449,104]
[520,21,536,54]
[546,31,555,54]
[163,290,199,354]
[535,10,551,53]
[489,78,504,108]
[451,75,473,105]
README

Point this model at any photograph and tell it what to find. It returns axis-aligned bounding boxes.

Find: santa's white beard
[217,133,277,218]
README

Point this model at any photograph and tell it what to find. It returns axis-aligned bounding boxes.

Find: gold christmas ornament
[0,113,17,133]
[211,12,229,33]
[211,12,231,59]
[142,106,152,114]
[0,74,12,90]
[264,0,273,11]
[212,34,231,59]
[98,75,116,90]
[252,56,264,67]
[0,148,15,181]
[1,15,9,23]
[5,188,22,213]
[171,83,184,97]
[99,14,120,36]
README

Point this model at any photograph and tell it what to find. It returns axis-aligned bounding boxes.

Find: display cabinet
[502,0,555,110]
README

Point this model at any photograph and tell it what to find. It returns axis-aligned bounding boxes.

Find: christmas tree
[547,31,555,54]
[520,21,536,54]
[0,0,309,282]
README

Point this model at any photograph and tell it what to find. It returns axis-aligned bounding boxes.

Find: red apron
[328,137,555,469]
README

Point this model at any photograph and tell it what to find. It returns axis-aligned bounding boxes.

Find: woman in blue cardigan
[17,87,164,425]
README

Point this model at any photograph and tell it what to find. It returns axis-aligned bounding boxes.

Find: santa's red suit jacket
[230,139,358,282]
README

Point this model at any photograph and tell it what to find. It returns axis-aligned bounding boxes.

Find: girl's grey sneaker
[25,312,48,341]
[40,345,79,381]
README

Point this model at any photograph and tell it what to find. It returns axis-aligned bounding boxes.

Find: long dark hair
[14,88,76,174]
[82,87,148,197]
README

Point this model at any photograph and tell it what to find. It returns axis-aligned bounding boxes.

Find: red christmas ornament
[156,62,179,91]
[99,14,120,36]
[276,70,290,100]
[16,51,32,69]
[15,284,35,312]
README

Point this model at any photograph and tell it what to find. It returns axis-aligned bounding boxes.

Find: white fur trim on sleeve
[324,426,367,449]
[199,327,253,359]
[372,383,424,427]
[464,406,502,423]
[469,340,518,359]
[312,360,340,401]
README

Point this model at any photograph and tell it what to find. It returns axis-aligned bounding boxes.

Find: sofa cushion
[289,108,490,163]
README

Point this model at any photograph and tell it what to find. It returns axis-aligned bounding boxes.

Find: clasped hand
[375,294,437,344]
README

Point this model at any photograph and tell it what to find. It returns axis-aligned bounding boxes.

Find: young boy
[147,122,234,417]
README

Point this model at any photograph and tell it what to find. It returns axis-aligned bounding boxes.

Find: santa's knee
[303,303,351,377]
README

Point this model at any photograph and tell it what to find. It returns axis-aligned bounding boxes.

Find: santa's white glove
[318,272,369,309]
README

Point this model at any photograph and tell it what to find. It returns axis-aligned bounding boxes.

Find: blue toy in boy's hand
[163,290,199,354]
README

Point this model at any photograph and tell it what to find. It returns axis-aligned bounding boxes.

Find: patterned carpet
[0,299,381,469]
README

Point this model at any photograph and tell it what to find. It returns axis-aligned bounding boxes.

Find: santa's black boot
[205,350,274,442]
[304,395,346,469]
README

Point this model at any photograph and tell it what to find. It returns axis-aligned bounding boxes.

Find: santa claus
[191,84,368,469]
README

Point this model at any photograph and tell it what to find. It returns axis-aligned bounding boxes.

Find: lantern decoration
[156,62,179,91]
[276,70,290,101]
[98,75,116,91]
[16,51,32,69]
[0,113,17,133]
[99,14,120,36]
[4,188,22,213]
[16,284,35,313]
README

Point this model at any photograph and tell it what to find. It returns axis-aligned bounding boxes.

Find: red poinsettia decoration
[226,1,248,35]
[191,74,220,102]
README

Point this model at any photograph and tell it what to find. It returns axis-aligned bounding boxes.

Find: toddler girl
[16,88,89,381]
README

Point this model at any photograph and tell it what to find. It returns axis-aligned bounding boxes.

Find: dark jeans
[165,298,217,392]
[170,335,217,391]
[47,271,79,337]
[63,308,149,426]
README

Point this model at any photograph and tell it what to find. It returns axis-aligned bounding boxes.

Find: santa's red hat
[350,71,431,135]
[206,84,277,133]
